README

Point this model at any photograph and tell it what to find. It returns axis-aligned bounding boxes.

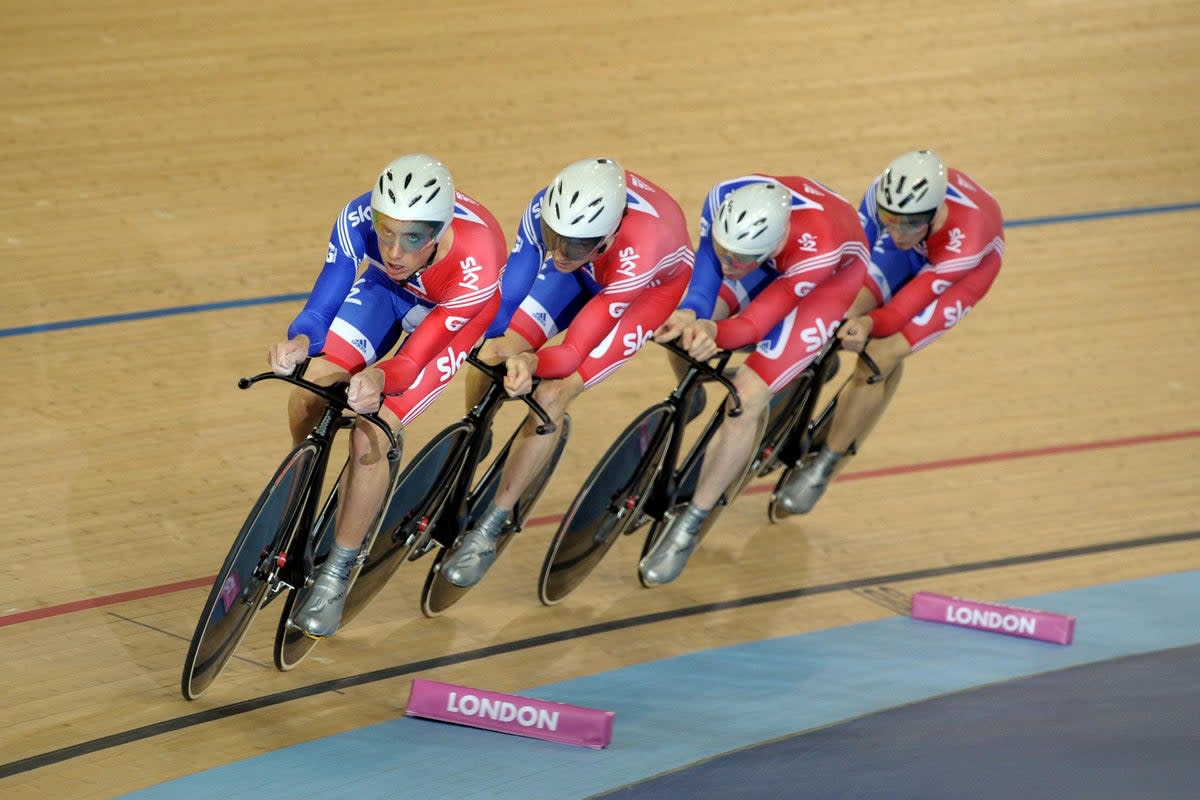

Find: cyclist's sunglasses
[374,218,445,253]
[877,208,935,235]
[541,219,605,262]
[713,242,768,270]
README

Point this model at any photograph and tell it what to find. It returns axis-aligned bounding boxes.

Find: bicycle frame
[181,357,402,697]
[237,361,401,600]
[393,348,556,556]
[637,339,744,522]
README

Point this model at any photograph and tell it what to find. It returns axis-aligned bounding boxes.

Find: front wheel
[274,425,469,670]
[538,405,672,605]
[182,442,319,699]
[422,416,572,617]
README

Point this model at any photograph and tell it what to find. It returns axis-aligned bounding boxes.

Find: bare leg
[824,334,910,454]
[333,406,403,549]
[440,373,580,588]
[774,334,910,515]
[690,368,771,510]
[492,373,581,510]
[292,404,403,638]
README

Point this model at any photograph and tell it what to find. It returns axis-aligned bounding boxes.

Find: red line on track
[3,429,1196,629]
[0,576,215,628]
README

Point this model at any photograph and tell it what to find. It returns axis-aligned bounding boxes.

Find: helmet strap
[921,205,946,243]
[395,239,441,287]
[598,210,628,253]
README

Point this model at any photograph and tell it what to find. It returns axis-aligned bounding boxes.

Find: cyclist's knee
[734,367,771,411]
[532,376,582,420]
[289,385,322,419]
[857,336,908,383]
[349,413,402,466]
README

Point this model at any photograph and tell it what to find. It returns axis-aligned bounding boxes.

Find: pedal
[264,578,295,603]
[624,511,652,535]
[407,533,440,562]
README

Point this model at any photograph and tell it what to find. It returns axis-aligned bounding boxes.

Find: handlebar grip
[859,350,884,384]
[655,337,743,417]
[237,362,403,456]
[467,346,558,436]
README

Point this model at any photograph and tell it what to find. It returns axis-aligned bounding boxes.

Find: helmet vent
[539,158,626,238]
[876,151,946,214]
[371,154,455,225]
[584,197,604,224]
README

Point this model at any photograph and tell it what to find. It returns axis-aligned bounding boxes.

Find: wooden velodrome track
[2,1,1198,796]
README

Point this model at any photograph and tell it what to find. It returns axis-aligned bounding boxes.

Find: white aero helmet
[371,153,455,232]
[875,150,947,216]
[712,181,792,261]
[540,158,627,239]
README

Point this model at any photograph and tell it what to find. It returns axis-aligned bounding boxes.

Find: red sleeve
[377,303,476,393]
[534,277,684,379]
[532,293,625,379]
[713,276,800,351]
[868,271,940,338]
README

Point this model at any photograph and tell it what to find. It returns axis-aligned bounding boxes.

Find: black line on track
[3,527,1197,779]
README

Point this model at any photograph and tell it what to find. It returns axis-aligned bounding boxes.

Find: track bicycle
[391,348,566,618]
[537,331,882,603]
[181,359,400,700]
[275,347,562,658]
[537,338,742,604]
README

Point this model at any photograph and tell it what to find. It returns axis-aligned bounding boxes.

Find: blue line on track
[4,201,1198,339]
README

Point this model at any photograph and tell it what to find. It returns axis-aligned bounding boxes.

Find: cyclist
[266,153,507,637]
[774,150,1005,513]
[439,157,694,588]
[641,176,870,585]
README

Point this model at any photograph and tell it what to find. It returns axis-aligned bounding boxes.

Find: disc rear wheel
[423,416,572,616]
[539,406,671,605]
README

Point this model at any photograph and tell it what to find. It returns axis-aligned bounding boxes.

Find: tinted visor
[713,241,769,271]
[374,219,445,253]
[877,207,936,235]
[540,219,605,262]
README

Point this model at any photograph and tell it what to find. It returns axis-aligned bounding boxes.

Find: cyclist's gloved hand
[680,319,719,361]
[837,315,873,353]
[503,352,537,397]
[268,334,310,376]
[347,367,385,414]
[654,309,696,344]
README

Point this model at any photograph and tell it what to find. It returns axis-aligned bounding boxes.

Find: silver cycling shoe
[638,503,709,586]
[774,446,843,515]
[441,506,510,588]
[291,545,357,639]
